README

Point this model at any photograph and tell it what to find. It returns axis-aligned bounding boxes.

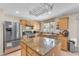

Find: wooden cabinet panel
[27,48,39,56]
[62,37,68,51]
[21,43,26,49]
[21,43,27,56]
[21,48,27,56]
[58,17,69,30]
[57,16,68,51]
[21,42,39,56]
[31,21,41,31]
[53,42,61,56]
[20,20,41,31]
[20,20,29,26]
[20,20,25,25]
[58,35,68,51]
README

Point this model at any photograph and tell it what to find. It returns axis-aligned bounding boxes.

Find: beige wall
[68,13,78,46]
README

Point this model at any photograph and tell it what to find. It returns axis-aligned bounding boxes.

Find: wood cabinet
[53,42,61,56]
[20,20,41,31]
[58,35,68,51]
[20,20,30,26]
[21,42,40,56]
[21,43,27,56]
[26,47,39,56]
[58,16,69,30]
[31,21,41,31]
[57,16,69,51]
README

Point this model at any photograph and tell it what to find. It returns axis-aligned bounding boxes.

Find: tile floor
[5,50,79,56]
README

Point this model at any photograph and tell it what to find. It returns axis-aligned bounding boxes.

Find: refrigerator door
[12,22,20,40]
[15,23,20,40]
[3,21,13,42]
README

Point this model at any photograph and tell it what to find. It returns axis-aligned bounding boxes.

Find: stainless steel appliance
[3,21,20,54]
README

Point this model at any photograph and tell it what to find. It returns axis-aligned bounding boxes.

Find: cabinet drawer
[26,52,32,56]
[27,47,39,56]
[21,43,26,49]
[21,48,26,56]
[21,43,27,56]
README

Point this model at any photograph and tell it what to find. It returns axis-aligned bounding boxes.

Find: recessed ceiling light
[48,12,51,14]
[16,11,19,14]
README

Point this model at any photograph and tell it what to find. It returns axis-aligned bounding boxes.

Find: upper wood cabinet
[20,20,30,26]
[31,21,41,31]
[20,19,41,31]
[57,17,69,30]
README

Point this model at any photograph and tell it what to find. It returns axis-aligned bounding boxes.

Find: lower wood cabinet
[21,42,39,56]
[21,48,27,56]
[21,43,27,56]
[58,35,68,51]
[26,48,39,56]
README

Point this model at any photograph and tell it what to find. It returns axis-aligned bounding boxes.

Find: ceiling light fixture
[48,11,52,14]
[29,3,55,16]
[16,11,19,14]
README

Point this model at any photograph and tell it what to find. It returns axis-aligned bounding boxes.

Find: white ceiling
[0,3,79,21]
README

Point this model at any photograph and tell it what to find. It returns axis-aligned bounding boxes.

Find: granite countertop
[21,36,59,55]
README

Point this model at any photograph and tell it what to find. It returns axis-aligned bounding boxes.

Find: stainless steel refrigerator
[3,21,20,54]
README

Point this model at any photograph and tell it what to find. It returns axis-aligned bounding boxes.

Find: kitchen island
[21,36,61,56]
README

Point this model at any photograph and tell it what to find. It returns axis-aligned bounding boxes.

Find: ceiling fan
[29,3,55,16]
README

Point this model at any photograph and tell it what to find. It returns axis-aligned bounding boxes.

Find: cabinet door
[21,48,26,56]
[20,20,30,26]
[31,21,41,31]
[58,17,69,30]
[57,16,68,51]
[21,43,27,56]
[58,36,68,51]
[27,48,39,56]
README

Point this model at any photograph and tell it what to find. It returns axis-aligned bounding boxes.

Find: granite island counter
[21,36,61,56]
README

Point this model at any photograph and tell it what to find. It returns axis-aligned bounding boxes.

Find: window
[42,21,58,33]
